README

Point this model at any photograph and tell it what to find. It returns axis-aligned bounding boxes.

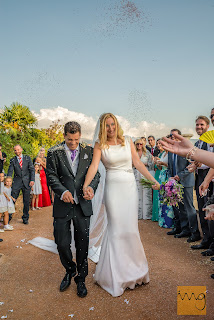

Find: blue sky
[0,0,214,138]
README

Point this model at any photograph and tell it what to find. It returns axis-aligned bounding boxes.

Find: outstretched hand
[160,133,194,157]
[203,204,214,221]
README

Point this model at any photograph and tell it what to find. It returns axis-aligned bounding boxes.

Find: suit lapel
[76,145,85,178]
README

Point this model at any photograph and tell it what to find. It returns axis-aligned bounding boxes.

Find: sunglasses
[136,143,143,145]
[210,114,214,119]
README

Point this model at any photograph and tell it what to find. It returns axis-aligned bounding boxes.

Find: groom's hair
[64,121,81,135]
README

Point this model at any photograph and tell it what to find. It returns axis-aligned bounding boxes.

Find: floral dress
[158,152,174,228]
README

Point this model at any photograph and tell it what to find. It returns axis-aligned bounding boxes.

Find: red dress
[38,167,51,207]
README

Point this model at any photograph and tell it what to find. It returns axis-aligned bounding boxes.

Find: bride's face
[106,117,116,139]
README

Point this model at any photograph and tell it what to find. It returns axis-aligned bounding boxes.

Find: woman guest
[152,139,162,222]
[34,148,51,208]
[31,164,42,210]
[156,142,174,228]
[133,138,154,219]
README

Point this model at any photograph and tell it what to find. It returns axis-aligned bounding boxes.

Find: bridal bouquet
[140,178,183,207]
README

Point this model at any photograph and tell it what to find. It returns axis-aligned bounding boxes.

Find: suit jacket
[146,145,160,157]
[46,142,100,219]
[168,152,195,187]
[7,155,35,189]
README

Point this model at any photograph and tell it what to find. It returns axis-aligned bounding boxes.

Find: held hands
[83,186,94,200]
[172,175,180,181]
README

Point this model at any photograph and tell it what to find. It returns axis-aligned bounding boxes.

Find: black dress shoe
[187,234,201,243]
[191,243,210,250]
[211,257,214,261]
[167,229,181,235]
[201,249,214,256]
[211,274,214,279]
[23,220,29,225]
[0,239,3,242]
[60,272,76,292]
[174,232,191,238]
[77,281,87,298]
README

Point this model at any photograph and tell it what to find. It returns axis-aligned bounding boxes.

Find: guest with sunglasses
[133,138,154,220]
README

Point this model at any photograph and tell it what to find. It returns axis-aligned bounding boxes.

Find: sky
[0,0,214,139]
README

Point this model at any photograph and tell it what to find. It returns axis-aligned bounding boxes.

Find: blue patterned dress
[158,152,174,228]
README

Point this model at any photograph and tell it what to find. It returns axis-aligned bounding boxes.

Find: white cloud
[33,106,196,140]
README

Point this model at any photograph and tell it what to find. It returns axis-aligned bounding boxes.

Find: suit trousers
[195,169,212,244]
[174,187,199,235]
[12,184,31,222]
[54,203,90,283]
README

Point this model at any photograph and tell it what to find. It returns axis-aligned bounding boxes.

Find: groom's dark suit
[46,142,100,283]
[7,155,35,222]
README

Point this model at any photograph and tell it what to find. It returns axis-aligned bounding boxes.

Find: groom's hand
[62,191,74,204]
[83,186,94,200]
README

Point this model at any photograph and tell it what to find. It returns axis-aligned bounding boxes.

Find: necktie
[19,156,23,169]
[70,149,77,162]
[173,153,177,176]
[151,148,154,156]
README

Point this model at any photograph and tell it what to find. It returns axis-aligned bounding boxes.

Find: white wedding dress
[94,136,149,297]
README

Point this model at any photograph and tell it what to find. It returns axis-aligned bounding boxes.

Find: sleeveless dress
[94,136,149,297]
[37,167,51,207]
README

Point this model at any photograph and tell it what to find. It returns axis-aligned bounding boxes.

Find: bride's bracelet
[186,146,198,161]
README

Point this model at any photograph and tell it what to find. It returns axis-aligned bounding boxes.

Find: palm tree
[0,102,38,137]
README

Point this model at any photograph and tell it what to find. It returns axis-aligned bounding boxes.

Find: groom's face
[64,132,81,150]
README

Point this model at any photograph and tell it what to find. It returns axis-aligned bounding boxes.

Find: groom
[46,121,100,297]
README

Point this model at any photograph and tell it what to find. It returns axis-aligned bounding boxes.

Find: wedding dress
[94,136,149,297]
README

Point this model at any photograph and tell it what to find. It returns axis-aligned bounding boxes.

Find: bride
[83,113,160,297]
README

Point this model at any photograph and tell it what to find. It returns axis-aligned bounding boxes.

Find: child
[31,163,42,210]
[0,173,13,231]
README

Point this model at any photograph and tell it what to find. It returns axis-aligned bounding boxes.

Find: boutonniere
[84,154,88,160]
[80,142,87,149]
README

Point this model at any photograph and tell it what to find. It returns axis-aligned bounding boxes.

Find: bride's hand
[83,186,94,200]
[152,182,160,190]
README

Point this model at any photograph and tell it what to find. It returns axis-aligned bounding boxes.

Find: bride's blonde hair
[98,113,125,149]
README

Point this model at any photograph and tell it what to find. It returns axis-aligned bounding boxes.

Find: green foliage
[0,102,64,172]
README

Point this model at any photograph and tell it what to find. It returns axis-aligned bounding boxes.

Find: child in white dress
[3,176,15,231]
[31,164,42,210]
[0,173,13,232]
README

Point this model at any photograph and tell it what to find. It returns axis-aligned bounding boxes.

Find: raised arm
[130,140,160,189]
[83,142,102,192]
[161,133,214,169]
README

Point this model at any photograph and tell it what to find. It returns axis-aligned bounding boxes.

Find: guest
[4,177,15,226]
[0,173,13,231]
[7,144,35,224]
[168,129,201,242]
[31,164,42,210]
[147,136,160,157]
[191,116,214,250]
[133,138,153,219]
[157,146,174,228]
[34,148,51,208]
[152,139,163,222]
[0,143,7,173]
